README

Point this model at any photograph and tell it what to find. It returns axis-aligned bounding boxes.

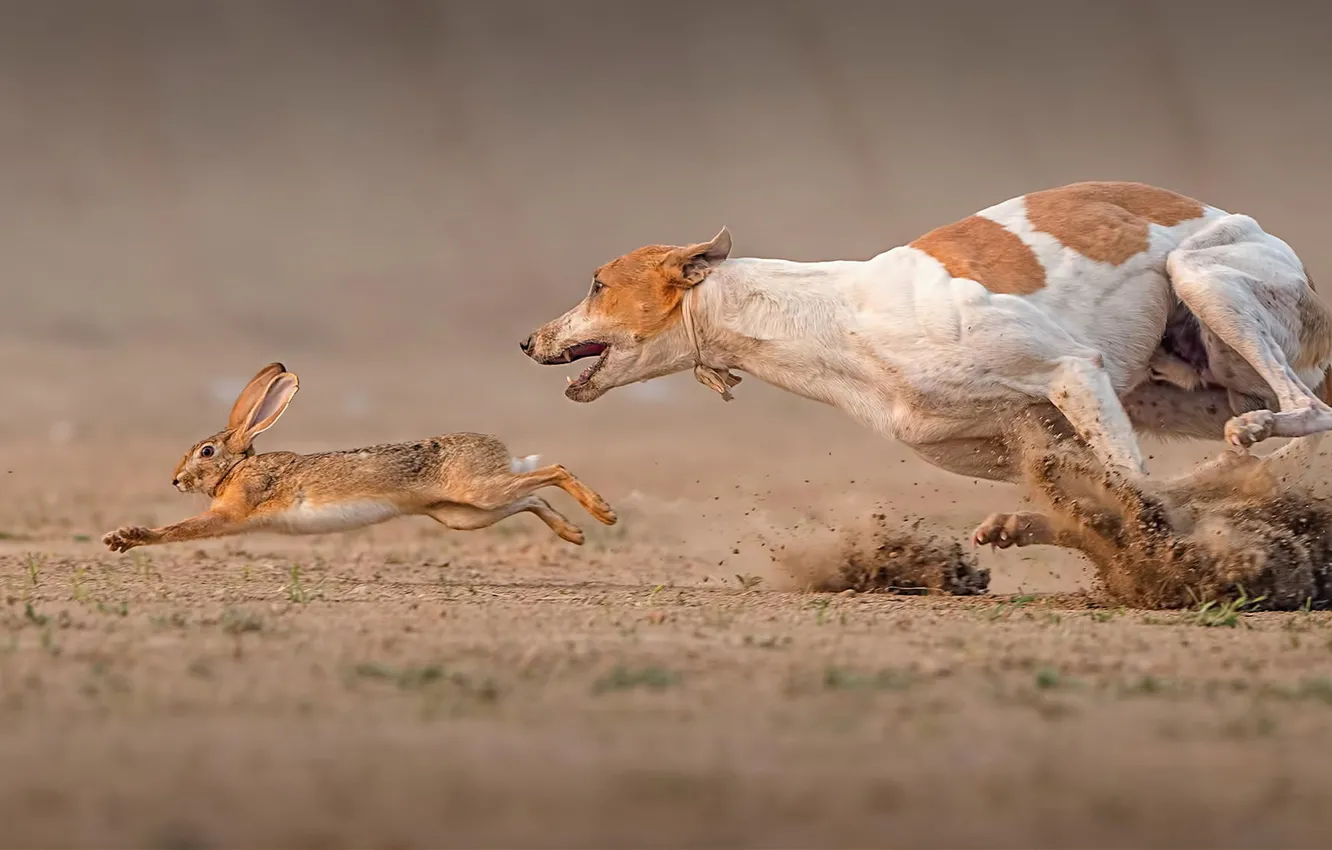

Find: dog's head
[520,228,731,402]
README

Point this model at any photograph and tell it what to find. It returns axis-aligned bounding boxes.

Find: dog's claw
[972,512,1050,550]
[1225,409,1276,450]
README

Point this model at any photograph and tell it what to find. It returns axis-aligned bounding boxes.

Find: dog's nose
[519,336,533,355]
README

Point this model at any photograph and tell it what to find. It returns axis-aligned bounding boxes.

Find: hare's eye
[199,445,215,458]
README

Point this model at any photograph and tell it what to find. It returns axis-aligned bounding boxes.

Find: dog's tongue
[567,342,606,360]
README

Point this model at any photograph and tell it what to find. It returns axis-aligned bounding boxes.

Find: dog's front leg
[1043,355,1147,478]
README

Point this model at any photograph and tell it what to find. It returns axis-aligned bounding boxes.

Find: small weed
[1089,608,1124,623]
[1035,668,1063,689]
[287,564,309,603]
[70,565,88,602]
[131,552,156,582]
[220,607,264,635]
[1299,678,1332,703]
[350,662,500,702]
[1262,677,1332,704]
[24,602,48,626]
[823,667,917,691]
[743,634,793,650]
[734,573,763,592]
[24,554,43,587]
[984,594,1039,621]
[72,534,92,543]
[96,600,129,617]
[286,563,329,604]
[1120,675,1170,697]
[152,611,190,630]
[39,625,60,656]
[1190,587,1267,628]
[353,662,447,689]
[81,661,130,697]
[593,665,680,694]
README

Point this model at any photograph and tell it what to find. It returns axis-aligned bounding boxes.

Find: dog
[520,181,1332,552]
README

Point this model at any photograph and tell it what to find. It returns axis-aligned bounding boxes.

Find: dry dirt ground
[4,430,1332,849]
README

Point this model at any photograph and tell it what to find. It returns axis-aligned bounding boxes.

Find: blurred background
[0,0,1328,578]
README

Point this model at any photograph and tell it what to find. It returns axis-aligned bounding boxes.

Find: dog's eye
[199,445,215,458]
[590,280,604,296]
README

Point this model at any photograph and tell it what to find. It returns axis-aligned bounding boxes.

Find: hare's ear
[228,362,287,430]
[228,372,299,451]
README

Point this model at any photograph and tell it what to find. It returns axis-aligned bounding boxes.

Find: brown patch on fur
[1024,181,1206,266]
[908,215,1046,294]
[578,233,729,341]
[588,245,689,340]
[1295,288,1332,372]
[1012,410,1332,610]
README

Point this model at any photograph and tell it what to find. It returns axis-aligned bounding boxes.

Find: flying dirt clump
[1012,411,1332,610]
[766,513,991,596]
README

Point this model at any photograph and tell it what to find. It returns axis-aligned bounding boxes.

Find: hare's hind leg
[427,496,585,545]
[521,465,616,525]
[465,465,617,526]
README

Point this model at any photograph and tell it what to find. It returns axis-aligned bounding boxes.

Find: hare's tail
[510,454,542,474]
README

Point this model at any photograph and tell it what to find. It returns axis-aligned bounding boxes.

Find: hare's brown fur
[102,363,616,553]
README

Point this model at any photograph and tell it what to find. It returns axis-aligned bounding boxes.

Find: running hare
[102,362,617,552]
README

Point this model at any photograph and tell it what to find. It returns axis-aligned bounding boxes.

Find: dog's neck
[684,257,879,407]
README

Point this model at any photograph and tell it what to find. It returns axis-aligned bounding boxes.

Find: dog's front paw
[103,526,154,553]
[1224,410,1276,450]
[972,512,1051,549]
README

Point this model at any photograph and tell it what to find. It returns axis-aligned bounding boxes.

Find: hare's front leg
[103,511,241,553]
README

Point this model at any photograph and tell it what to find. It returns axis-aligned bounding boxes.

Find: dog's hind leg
[1168,214,1332,449]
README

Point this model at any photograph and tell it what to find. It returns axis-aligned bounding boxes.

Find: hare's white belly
[268,499,402,534]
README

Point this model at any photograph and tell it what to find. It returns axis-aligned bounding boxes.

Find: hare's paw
[556,524,586,546]
[103,526,154,553]
[585,494,617,526]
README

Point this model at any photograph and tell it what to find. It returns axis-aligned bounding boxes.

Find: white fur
[265,499,402,535]
[510,454,541,474]
[545,199,1332,486]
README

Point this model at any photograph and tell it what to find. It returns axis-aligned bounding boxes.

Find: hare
[102,362,617,553]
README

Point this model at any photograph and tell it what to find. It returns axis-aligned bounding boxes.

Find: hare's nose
[171,478,180,487]
[519,335,533,355]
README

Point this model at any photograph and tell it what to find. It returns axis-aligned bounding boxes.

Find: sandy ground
[5,3,1332,845]
[4,425,1332,849]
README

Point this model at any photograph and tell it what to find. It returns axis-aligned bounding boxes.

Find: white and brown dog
[521,181,1332,550]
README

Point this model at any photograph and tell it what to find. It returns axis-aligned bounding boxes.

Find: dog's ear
[662,227,732,287]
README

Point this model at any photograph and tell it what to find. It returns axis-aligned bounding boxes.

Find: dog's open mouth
[555,342,609,391]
